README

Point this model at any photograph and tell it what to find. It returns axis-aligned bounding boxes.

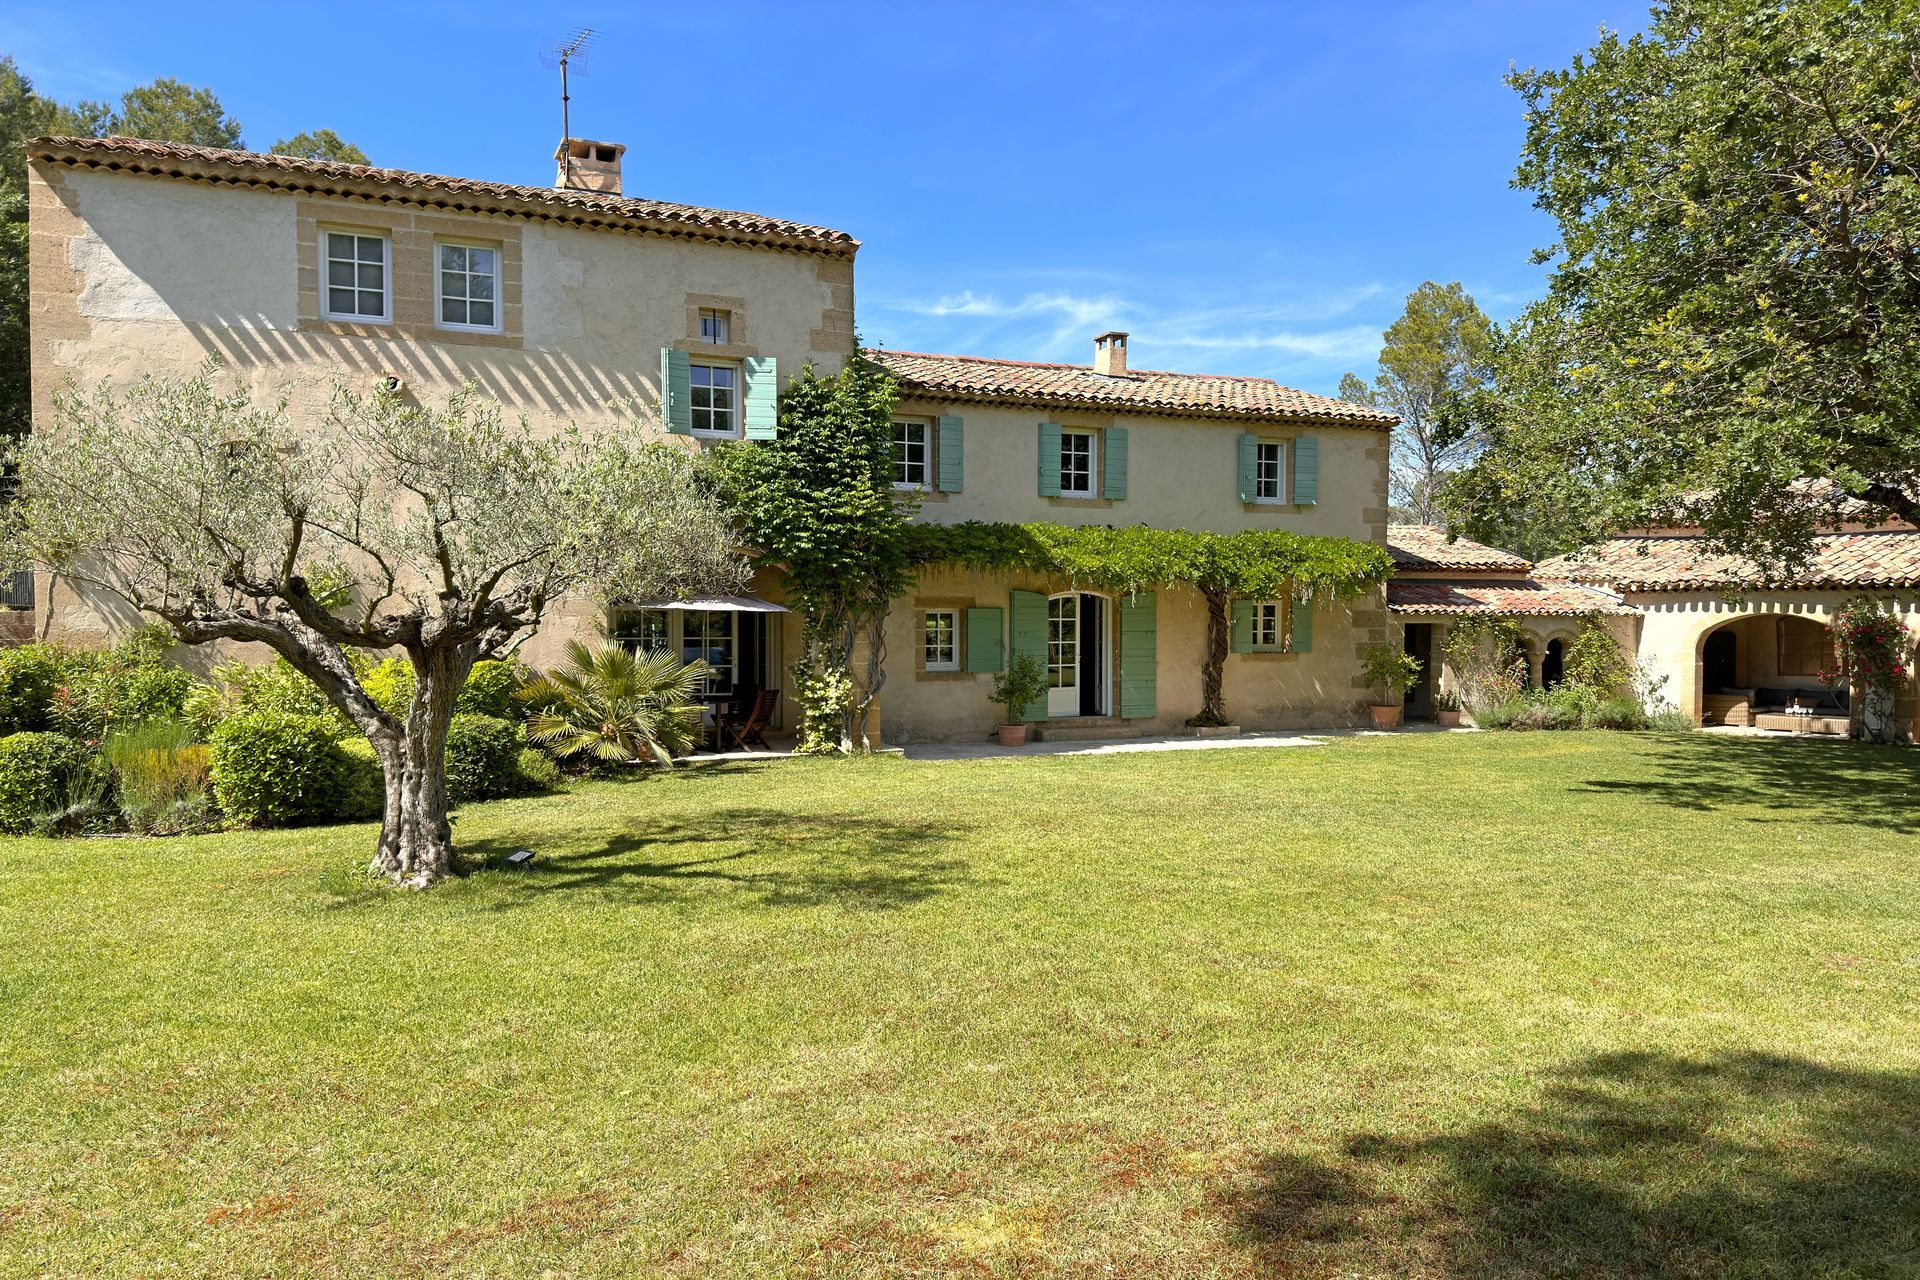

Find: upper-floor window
[437,242,500,331]
[1060,429,1096,496]
[1251,601,1284,648]
[690,362,738,436]
[1255,440,1287,503]
[893,420,930,489]
[699,308,732,345]
[323,230,389,322]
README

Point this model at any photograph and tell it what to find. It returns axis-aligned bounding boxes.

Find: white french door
[1046,594,1079,717]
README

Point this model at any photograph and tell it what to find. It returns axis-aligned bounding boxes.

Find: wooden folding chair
[725,689,779,751]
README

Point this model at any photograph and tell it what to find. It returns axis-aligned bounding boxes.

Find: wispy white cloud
[902,290,1132,327]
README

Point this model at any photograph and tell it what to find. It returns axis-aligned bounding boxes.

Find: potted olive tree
[989,655,1048,746]
[1361,644,1423,730]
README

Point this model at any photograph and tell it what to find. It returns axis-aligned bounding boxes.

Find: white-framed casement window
[322,229,390,321]
[922,609,959,671]
[436,241,501,331]
[615,607,737,694]
[1254,440,1287,503]
[690,362,738,436]
[1251,600,1285,648]
[892,419,931,489]
[1060,429,1096,496]
[698,308,732,345]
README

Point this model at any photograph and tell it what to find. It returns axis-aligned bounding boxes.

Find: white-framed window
[614,607,737,694]
[1060,429,1096,496]
[1251,600,1284,648]
[892,419,930,489]
[690,362,738,436]
[923,609,958,671]
[1255,440,1287,503]
[699,308,732,344]
[322,229,390,321]
[436,241,500,331]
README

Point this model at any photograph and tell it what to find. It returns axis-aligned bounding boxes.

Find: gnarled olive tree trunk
[1200,587,1231,724]
[367,644,476,886]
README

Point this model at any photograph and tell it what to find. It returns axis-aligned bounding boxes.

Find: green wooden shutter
[1009,590,1049,721]
[1231,600,1253,653]
[963,606,1002,672]
[1291,435,1318,505]
[1118,591,1158,718]
[1238,434,1258,502]
[743,356,779,440]
[936,415,964,493]
[1037,423,1062,497]
[660,347,692,435]
[1103,426,1128,500]
[1290,592,1314,653]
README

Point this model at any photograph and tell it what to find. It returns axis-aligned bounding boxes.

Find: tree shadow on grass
[459,806,970,911]
[1221,1050,1920,1278]
[1578,734,1920,834]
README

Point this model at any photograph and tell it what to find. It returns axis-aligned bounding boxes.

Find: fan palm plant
[521,641,710,765]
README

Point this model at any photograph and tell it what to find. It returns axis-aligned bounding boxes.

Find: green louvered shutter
[963,606,1002,672]
[1037,423,1062,497]
[1009,590,1048,720]
[1103,426,1128,500]
[1290,592,1314,653]
[936,415,964,492]
[1118,591,1158,718]
[743,356,779,440]
[1238,434,1258,502]
[1231,600,1254,653]
[1291,436,1318,505]
[660,347,692,435]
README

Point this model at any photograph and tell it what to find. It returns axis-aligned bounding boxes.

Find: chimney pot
[1093,330,1130,376]
[554,137,626,195]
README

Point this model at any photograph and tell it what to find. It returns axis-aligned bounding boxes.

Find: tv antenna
[541,27,597,184]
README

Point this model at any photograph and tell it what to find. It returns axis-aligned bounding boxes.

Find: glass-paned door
[1047,594,1079,717]
[681,609,736,694]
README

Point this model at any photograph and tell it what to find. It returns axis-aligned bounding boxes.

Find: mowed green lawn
[3,732,1918,1279]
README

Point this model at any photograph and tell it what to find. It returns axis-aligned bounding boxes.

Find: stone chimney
[553,138,627,195]
[1093,331,1130,376]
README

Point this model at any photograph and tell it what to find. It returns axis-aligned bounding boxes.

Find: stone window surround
[297,199,524,349]
[1243,429,1308,512]
[683,293,760,361]
[913,595,977,680]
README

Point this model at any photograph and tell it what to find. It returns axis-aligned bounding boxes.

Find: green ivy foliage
[902,522,1391,601]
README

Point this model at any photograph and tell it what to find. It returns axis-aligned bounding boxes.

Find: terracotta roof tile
[27,135,858,257]
[866,349,1396,427]
[1388,524,1530,573]
[1537,530,1920,591]
[1388,580,1634,617]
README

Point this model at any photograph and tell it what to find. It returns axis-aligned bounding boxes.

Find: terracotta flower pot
[1435,709,1463,728]
[996,723,1030,747]
[1369,704,1403,730]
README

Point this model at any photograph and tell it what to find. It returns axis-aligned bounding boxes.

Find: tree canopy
[271,129,370,164]
[1339,281,1493,526]
[1446,0,1920,567]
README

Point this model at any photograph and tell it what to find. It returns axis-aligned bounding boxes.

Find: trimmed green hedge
[0,732,91,834]
[446,714,524,804]
[208,711,382,827]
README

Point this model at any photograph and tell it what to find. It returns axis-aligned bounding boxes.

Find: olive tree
[3,373,743,885]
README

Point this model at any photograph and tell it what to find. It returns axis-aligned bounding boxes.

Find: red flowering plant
[1820,597,1913,697]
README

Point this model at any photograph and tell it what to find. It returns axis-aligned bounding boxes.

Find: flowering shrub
[1820,597,1911,696]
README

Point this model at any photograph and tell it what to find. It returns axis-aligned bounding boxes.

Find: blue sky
[5,1,1638,397]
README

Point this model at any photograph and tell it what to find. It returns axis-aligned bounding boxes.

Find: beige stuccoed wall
[896,397,1386,540]
[1630,590,1920,730]
[27,162,854,656]
[878,563,1379,742]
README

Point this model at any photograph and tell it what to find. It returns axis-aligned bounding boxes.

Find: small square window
[893,420,930,488]
[1060,429,1096,496]
[1255,441,1287,502]
[323,230,389,321]
[437,241,500,330]
[699,308,732,345]
[1252,601,1284,649]
[690,362,738,436]
[923,610,959,671]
